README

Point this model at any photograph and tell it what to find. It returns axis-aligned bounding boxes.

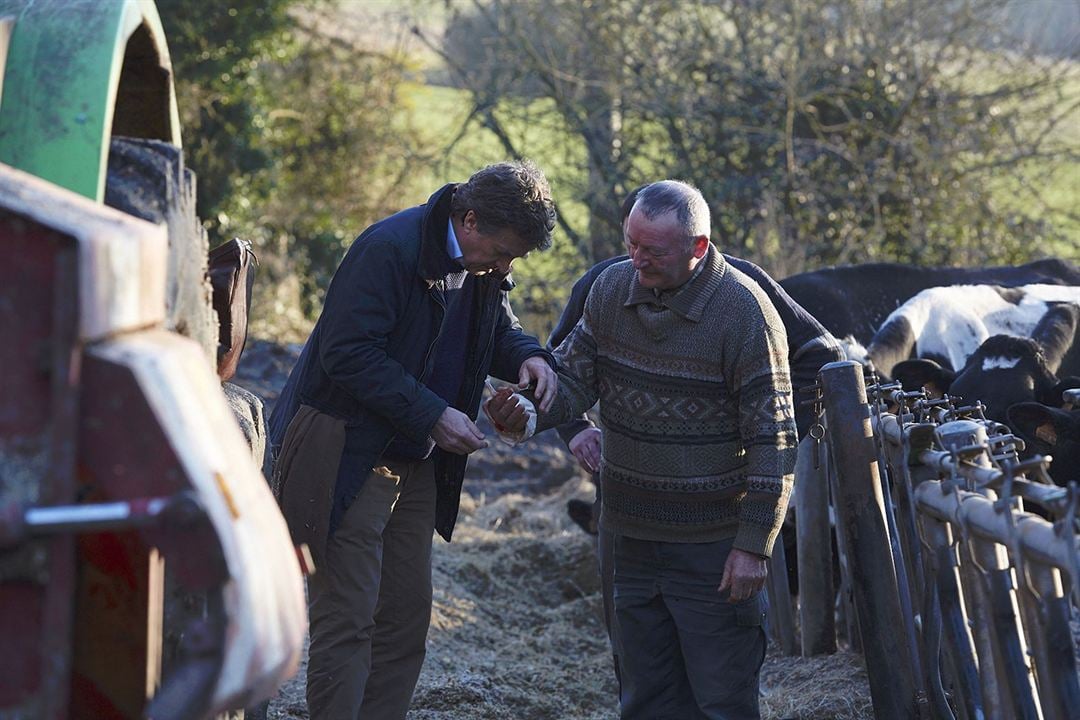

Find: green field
[399,82,596,338]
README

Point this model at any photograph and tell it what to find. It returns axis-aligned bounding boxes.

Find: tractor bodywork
[0,0,180,200]
[0,3,306,718]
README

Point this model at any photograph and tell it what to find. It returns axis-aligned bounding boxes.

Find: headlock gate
[777,360,1080,720]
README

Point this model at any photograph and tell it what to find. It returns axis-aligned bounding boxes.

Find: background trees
[161,0,428,340]
[160,0,1079,340]
[426,0,1080,277]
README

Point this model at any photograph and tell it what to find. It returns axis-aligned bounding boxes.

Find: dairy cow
[891,302,1080,424]
[779,259,1080,346]
[1008,394,1080,487]
[864,284,1080,379]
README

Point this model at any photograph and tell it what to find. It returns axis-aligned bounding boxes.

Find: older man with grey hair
[487,179,797,719]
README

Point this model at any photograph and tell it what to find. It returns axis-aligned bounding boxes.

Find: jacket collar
[417,183,517,293]
[418,183,458,286]
[624,243,726,322]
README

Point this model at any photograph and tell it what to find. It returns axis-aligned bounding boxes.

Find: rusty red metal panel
[0,169,305,717]
[69,531,157,720]
[0,584,44,704]
[0,208,81,718]
[68,352,228,716]
[78,354,228,590]
[0,212,56,433]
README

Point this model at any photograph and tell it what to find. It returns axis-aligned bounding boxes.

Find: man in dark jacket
[549,184,843,693]
[269,161,558,719]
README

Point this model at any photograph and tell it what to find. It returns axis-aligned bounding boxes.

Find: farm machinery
[0,1,306,718]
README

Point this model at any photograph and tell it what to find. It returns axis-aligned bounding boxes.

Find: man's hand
[717,548,768,603]
[518,356,557,413]
[484,386,529,434]
[568,427,602,473]
[431,407,488,455]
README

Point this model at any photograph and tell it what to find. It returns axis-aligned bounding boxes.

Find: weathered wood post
[795,434,835,656]
[819,360,917,718]
[766,535,798,655]
[826,439,861,653]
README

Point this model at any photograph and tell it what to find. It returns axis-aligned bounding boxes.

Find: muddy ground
[235,340,873,720]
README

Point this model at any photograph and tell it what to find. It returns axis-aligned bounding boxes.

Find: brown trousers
[304,456,436,720]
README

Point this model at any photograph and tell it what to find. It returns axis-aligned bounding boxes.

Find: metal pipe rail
[913,481,1080,719]
[820,369,1080,720]
[866,390,1080,720]
[876,414,1069,516]
[914,483,1080,582]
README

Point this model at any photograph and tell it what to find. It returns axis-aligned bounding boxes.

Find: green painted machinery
[0,0,181,200]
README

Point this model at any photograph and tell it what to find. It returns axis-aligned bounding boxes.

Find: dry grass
[760,652,872,720]
[266,472,872,719]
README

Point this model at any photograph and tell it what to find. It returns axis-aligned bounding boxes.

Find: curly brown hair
[451,160,556,251]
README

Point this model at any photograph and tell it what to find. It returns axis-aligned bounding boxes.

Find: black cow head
[950,336,1065,423]
[893,336,1072,423]
[892,358,954,398]
[1007,402,1080,487]
[891,301,1080,417]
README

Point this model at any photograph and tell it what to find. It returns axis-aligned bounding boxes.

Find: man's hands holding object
[434,357,555,454]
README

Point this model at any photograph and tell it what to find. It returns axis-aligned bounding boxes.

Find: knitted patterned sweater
[540,245,798,557]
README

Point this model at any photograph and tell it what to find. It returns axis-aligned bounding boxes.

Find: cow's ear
[1007,402,1062,450]
[892,359,955,396]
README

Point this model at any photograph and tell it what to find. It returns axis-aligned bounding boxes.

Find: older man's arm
[724,255,843,438]
[485,292,603,441]
[548,259,623,462]
[717,289,798,602]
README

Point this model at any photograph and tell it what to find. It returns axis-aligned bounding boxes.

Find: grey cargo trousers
[614,535,769,720]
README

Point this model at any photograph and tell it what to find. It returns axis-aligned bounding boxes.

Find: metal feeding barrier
[786,360,1080,720]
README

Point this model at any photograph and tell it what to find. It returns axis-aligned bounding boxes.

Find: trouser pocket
[734,591,768,628]
[274,405,345,569]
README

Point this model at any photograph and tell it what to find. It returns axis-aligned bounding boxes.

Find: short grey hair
[631,180,710,244]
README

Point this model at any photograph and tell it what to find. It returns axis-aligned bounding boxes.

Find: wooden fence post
[819,360,917,719]
[766,536,798,655]
[794,435,835,656]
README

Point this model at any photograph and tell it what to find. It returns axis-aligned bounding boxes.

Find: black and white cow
[862,284,1080,379]
[779,259,1080,346]
[1008,392,1080,486]
[891,302,1080,424]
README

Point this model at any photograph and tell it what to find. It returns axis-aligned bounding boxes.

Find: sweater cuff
[556,417,595,446]
[734,474,791,558]
[733,523,780,559]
